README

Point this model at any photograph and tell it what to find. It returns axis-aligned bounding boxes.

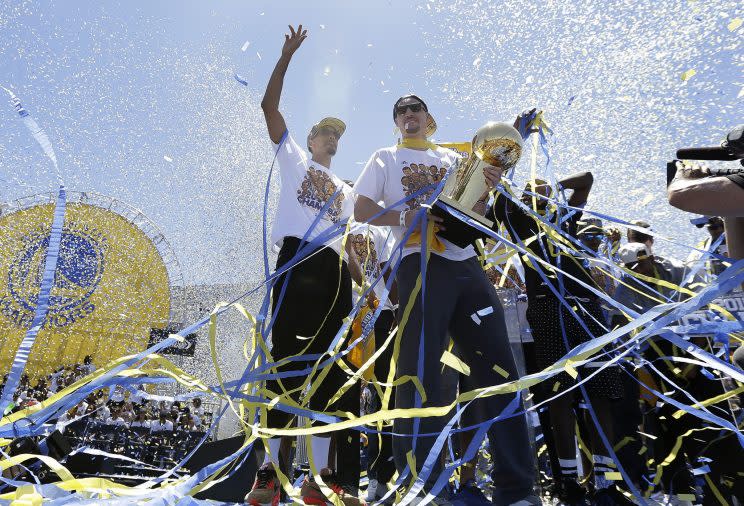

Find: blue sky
[1,0,741,285]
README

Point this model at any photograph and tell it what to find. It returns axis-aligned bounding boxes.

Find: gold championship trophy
[433,122,524,247]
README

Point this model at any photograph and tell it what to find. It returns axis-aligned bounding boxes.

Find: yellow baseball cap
[308,117,346,140]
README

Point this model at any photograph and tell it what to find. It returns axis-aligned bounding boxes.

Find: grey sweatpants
[393,253,535,505]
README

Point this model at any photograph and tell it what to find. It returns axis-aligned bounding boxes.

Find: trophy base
[430,196,494,248]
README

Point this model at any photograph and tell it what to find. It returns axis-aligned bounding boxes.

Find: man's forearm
[557,171,593,191]
[261,54,292,111]
[355,196,404,227]
[345,243,364,287]
[668,177,744,216]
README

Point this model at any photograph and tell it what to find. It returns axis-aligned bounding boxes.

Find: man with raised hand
[245,24,365,506]
[354,94,538,505]
[478,172,631,506]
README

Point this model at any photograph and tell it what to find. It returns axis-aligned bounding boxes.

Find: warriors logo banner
[0,203,171,378]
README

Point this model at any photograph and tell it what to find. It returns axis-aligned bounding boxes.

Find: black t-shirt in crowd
[726,172,744,190]
[486,192,599,301]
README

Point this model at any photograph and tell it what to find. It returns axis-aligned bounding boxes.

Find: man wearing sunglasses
[245,24,366,506]
[354,95,538,505]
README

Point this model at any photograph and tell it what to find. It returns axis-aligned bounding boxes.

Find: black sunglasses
[581,234,604,241]
[395,103,425,116]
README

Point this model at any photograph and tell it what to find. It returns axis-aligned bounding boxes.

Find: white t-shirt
[151,420,174,432]
[130,389,146,405]
[348,224,395,310]
[131,419,151,429]
[105,416,126,427]
[271,133,355,256]
[98,405,111,420]
[354,145,475,261]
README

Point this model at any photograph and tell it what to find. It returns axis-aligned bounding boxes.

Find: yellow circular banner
[0,202,171,379]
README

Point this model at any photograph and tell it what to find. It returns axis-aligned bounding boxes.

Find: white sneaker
[365,479,378,502]
[667,495,693,506]
[408,497,453,505]
[508,495,544,506]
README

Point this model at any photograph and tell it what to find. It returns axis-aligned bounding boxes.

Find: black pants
[394,254,535,505]
[365,308,397,485]
[264,236,353,431]
[611,364,644,487]
[648,338,743,503]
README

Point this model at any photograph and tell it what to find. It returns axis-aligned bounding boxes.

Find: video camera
[667,124,744,185]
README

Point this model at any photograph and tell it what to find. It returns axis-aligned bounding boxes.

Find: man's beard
[326,146,337,156]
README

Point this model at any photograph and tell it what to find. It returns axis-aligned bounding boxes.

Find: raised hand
[513,108,539,135]
[282,24,308,58]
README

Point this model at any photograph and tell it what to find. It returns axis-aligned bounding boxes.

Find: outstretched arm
[558,171,594,207]
[261,24,307,143]
[667,162,744,215]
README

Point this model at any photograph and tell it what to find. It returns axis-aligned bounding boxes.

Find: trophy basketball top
[472,122,523,170]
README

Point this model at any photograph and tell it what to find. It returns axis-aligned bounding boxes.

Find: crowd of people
[237,26,744,506]
[238,24,744,506]
[2,357,212,436]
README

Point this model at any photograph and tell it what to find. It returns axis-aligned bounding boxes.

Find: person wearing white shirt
[130,386,147,405]
[347,223,399,502]
[354,94,538,505]
[105,407,126,427]
[82,355,96,375]
[245,24,366,506]
[111,385,125,403]
[130,410,151,430]
[150,412,174,433]
[97,403,111,421]
[191,397,205,417]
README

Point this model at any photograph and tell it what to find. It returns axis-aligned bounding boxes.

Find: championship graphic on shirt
[400,163,448,210]
[350,232,380,281]
[296,167,345,223]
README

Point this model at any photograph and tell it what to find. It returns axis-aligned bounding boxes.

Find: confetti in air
[0,2,742,504]
[681,69,697,81]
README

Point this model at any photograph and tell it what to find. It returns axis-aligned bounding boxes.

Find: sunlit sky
[1,0,741,285]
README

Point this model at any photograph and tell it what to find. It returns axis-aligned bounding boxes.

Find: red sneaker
[300,468,367,506]
[245,463,281,506]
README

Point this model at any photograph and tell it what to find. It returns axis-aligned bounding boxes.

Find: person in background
[151,411,174,433]
[685,216,729,283]
[131,409,152,430]
[613,241,743,503]
[82,355,95,375]
[577,218,619,299]
[626,220,687,300]
[105,406,127,427]
[178,412,197,431]
[481,171,629,506]
[192,397,205,417]
[97,400,111,421]
[345,220,398,504]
